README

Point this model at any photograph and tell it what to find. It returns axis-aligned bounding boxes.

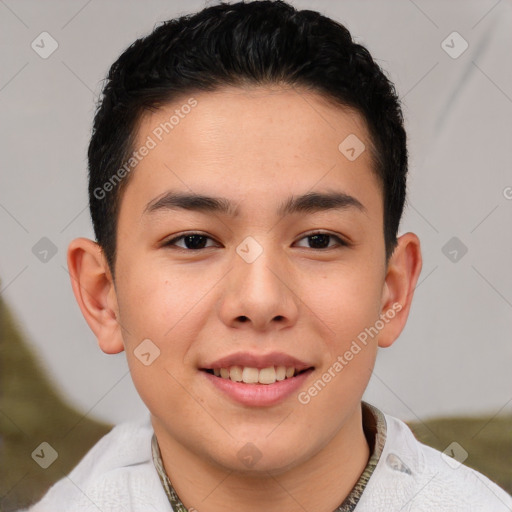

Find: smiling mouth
[202,365,314,385]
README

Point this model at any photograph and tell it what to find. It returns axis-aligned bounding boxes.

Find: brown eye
[164,233,218,250]
[295,232,347,250]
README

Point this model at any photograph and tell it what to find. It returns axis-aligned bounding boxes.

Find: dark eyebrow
[278,190,366,216]
[142,190,366,218]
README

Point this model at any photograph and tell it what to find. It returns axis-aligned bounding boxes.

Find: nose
[218,242,300,332]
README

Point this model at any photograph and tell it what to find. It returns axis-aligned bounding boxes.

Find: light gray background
[1,0,511,425]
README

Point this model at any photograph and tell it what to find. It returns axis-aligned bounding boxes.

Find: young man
[24,1,512,510]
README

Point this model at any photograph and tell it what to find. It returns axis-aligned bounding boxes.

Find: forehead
[122,85,381,220]
[136,85,373,159]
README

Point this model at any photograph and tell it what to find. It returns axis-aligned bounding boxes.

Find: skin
[68,85,422,512]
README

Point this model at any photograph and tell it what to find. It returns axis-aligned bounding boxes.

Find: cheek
[117,256,213,341]
[300,265,382,402]
[114,262,212,409]
[303,266,383,345]
[297,277,380,418]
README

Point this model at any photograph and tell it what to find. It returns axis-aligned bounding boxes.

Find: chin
[210,437,313,476]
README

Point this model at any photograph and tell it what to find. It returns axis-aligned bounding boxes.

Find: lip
[201,351,312,372]
[201,367,314,407]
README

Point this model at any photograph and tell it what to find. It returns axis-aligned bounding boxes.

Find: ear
[377,232,422,348]
[66,237,124,354]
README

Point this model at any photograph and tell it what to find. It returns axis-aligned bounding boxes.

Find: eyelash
[162,231,349,251]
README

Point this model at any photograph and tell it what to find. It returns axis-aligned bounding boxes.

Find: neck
[153,404,370,512]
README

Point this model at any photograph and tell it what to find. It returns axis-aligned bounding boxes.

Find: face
[113,86,389,473]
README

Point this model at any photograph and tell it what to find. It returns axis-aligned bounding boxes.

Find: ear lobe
[66,237,124,355]
[378,232,423,348]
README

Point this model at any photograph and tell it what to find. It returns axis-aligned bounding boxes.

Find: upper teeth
[213,366,297,384]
